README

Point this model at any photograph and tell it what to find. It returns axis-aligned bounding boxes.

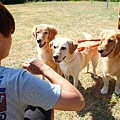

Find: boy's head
[0,2,15,37]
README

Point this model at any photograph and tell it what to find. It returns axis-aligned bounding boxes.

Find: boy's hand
[22,58,49,75]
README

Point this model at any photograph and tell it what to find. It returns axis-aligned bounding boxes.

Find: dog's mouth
[99,49,113,57]
[53,56,66,63]
[38,42,46,48]
[37,39,46,48]
[58,56,66,63]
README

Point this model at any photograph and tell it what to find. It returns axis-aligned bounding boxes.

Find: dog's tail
[83,32,93,40]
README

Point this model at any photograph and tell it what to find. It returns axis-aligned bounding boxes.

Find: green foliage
[110,0,119,2]
[0,0,119,4]
[0,0,27,4]
[0,0,40,4]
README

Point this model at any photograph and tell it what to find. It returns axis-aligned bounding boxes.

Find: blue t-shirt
[0,66,61,120]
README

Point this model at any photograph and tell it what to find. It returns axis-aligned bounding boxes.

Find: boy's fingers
[22,63,30,68]
[23,58,36,64]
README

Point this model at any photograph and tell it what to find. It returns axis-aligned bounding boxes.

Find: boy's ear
[0,34,3,44]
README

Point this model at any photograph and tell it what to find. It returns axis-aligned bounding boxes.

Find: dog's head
[32,24,57,48]
[49,37,78,63]
[98,29,120,57]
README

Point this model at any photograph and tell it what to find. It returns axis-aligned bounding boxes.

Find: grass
[3,1,120,120]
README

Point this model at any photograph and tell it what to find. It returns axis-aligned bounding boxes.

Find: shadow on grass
[77,73,117,120]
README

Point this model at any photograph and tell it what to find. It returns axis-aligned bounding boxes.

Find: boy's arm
[22,58,85,111]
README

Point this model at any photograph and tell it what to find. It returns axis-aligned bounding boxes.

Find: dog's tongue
[39,44,43,48]
[101,54,105,57]
[53,59,59,63]
[39,44,41,47]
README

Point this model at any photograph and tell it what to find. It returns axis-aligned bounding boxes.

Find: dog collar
[58,56,66,63]
[64,52,78,63]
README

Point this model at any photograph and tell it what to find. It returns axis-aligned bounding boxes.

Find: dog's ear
[68,40,78,54]
[100,29,108,38]
[49,40,53,48]
[31,25,37,38]
[116,31,120,40]
[48,25,57,41]
[114,31,120,56]
[49,40,55,54]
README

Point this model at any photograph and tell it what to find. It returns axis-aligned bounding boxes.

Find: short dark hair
[0,2,15,37]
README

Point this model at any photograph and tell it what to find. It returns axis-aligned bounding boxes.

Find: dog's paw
[93,75,99,79]
[115,87,120,95]
[100,86,108,94]
[82,69,88,74]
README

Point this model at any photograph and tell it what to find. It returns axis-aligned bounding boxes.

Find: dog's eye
[53,46,56,49]
[108,39,113,43]
[44,32,48,34]
[36,31,39,34]
[61,47,66,50]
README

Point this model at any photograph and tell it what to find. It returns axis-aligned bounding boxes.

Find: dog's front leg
[93,68,99,79]
[64,74,69,81]
[101,74,109,94]
[73,76,78,88]
[82,64,89,74]
[57,65,64,77]
[115,76,120,95]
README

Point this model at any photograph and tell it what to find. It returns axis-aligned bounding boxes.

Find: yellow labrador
[98,29,120,95]
[50,33,99,87]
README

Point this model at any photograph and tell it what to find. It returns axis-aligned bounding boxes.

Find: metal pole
[90,0,92,4]
[106,0,108,9]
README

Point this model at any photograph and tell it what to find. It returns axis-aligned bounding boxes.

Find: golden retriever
[32,24,62,78]
[50,33,99,87]
[98,29,120,95]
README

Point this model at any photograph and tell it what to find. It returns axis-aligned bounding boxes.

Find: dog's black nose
[98,49,103,53]
[37,39,42,43]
